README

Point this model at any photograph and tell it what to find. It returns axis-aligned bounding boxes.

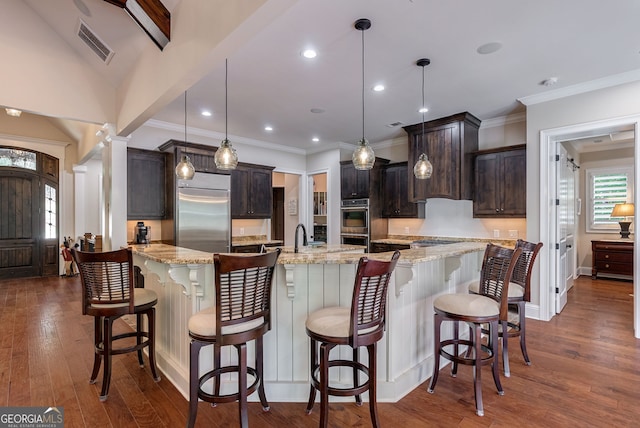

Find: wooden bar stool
[468,239,542,376]
[305,251,400,428]
[187,249,280,428]
[72,248,160,402]
[428,244,521,416]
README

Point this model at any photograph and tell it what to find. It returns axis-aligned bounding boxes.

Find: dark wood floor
[1,274,638,427]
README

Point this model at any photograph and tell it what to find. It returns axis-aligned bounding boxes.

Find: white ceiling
[20,0,640,153]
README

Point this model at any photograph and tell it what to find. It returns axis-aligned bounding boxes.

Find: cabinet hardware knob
[605,264,610,268]
[496,208,500,212]
[605,255,609,258]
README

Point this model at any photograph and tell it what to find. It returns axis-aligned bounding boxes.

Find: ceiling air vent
[77,19,114,64]
[386,121,404,128]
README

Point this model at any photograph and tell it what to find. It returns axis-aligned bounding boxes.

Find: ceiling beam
[104,0,170,50]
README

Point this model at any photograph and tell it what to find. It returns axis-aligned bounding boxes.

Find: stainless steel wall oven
[340,199,370,250]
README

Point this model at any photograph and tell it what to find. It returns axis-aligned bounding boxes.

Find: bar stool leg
[90,317,102,384]
[367,343,380,428]
[99,317,114,401]
[427,313,442,393]
[354,348,362,406]
[319,342,331,428]
[490,321,504,395]
[501,319,510,377]
[136,313,145,366]
[306,338,318,414]
[516,302,531,365]
[237,343,248,428]
[451,321,460,377]
[472,322,483,416]
[147,308,160,381]
[256,336,270,411]
[187,339,203,428]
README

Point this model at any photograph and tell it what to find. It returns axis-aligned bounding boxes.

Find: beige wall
[526,80,640,310]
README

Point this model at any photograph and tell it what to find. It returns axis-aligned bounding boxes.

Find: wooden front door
[0,170,41,279]
[0,148,59,280]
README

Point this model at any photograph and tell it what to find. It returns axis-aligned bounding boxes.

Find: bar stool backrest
[349,250,401,348]
[72,248,135,317]
[511,239,543,302]
[214,249,281,341]
[478,244,522,320]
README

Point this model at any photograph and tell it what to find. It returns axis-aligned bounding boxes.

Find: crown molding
[518,69,640,106]
[480,112,526,129]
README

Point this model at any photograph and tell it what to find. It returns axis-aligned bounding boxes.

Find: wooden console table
[591,240,633,279]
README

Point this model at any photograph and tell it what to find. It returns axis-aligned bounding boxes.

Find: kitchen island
[130,241,486,403]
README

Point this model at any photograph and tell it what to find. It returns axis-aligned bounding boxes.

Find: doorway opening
[539,115,640,337]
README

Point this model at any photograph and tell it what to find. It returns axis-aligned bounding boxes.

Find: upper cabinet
[381,162,425,218]
[231,163,275,219]
[158,140,229,175]
[127,148,168,220]
[473,144,526,218]
[340,158,389,200]
[403,112,480,202]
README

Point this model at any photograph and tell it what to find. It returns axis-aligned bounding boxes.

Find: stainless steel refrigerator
[176,172,231,253]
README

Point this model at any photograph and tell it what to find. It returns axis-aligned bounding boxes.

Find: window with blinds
[587,166,634,232]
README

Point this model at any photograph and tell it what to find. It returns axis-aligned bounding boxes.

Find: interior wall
[526,79,640,314]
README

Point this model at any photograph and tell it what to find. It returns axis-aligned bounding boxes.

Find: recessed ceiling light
[476,42,503,55]
[201,110,212,117]
[302,49,317,59]
[373,84,385,92]
[265,126,273,131]
[312,137,320,142]
[418,107,428,113]
[310,108,325,114]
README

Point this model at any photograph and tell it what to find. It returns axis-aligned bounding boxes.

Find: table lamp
[611,203,634,238]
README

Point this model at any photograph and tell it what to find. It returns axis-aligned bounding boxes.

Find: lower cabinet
[473,145,526,218]
[370,242,411,253]
[591,240,633,279]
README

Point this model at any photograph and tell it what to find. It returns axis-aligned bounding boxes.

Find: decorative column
[100,124,129,251]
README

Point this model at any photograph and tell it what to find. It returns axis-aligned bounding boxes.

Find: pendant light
[352,18,375,170]
[214,58,238,170]
[175,91,195,180]
[413,58,433,179]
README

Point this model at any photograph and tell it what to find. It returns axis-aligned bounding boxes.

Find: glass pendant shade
[214,139,238,170]
[413,153,433,179]
[352,138,375,170]
[175,155,195,180]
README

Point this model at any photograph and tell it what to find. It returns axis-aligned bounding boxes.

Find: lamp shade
[611,203,634,218]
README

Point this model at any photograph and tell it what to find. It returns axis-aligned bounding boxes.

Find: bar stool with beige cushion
[305,251,400,428]
[72,248,160,402]
[187,249,280,428]
[428,244,521,416]
[467,239,543,376]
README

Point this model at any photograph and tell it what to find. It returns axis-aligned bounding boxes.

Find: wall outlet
[508,230,518,238]
[493,229,500,238]
[240,227,245,235]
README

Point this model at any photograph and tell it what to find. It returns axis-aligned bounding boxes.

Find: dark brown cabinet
[158,140,229,175]
[231,163,275,219]
[127,148,168,220]
[404,112,480,202]
[591,240,633,279]
[381,162,425,218]
[370,242,411,253]
[340,158,389,200]
[473,145,526,218]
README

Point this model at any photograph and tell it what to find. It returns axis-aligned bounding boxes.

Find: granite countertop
[371,235,517,247]
[128,243,214,264]
[129,242,486,266]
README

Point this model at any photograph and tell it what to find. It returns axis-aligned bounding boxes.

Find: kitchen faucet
[294,223,308,253]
